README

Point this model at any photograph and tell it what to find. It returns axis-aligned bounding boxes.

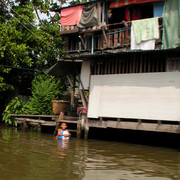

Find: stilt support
[77,120,81,138]
[37,123,41,133]
[23,120,29,131]
[84,118,89,140]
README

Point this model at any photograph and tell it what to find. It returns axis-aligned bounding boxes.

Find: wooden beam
[79,35,86,49]
[15,118,45,123]
[56,120,79,124]
[66,75,73,87]
[10,114,59,118]
[89,120,180,134]
[79,89,87,108]
[52,116,78,121]
[76,73,88,108]
[102,29,109,48]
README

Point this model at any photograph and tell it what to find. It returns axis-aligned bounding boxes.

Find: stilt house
[55,0,180,134]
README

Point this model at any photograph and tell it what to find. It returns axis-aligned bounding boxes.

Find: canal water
[0,126,180,180]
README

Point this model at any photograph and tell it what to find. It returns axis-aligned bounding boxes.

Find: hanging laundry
[61,5,83,26]
[131,26,155,50]
[162,0,180,49]
[132,17,159,45]
[77,4,99,28]
[153,2,164,17]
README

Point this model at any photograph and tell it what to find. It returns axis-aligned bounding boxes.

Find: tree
[0,0,89,116]
[0,0,63,94]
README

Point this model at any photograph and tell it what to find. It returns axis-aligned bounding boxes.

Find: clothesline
[106,16,162,27]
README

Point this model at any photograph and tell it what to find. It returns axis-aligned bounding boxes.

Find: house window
[108,3,154,28]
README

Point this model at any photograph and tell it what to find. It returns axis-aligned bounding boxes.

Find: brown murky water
[0,126,180,180]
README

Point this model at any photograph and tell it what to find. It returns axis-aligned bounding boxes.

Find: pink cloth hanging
[61,5,83,26]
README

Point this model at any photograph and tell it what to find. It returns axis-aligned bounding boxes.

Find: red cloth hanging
[110,0,162,8]
[125,7,130,21]
[60,5,83,26]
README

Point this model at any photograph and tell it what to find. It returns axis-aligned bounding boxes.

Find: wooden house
[55,0,180,135]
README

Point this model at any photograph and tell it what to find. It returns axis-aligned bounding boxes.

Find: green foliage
[0,0,63,94]
[69,0,92,6]
[2,97,25,126]
[2,74,64,125]
[24,74,62,115]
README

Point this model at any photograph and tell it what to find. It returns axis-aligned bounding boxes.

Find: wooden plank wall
[91,54,167,75]
[166,58,180,72]
[88,119,180,134]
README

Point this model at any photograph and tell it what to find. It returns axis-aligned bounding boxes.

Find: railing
[60,24,103,34]
[94,27,131,50]
[60,25,79,34]
[64,27,131,53]
[63,17,163,54]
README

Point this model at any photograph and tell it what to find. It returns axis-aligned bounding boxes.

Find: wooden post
[84,117,89,140]
[138,119,142,124]
[155,120,162,131]
[116,118,121,127]
[77,120,81,138]
[23,119,29,131]
[54,112,64,135]
[117,118,121,122]
[109,34,112,48]
[37,123,41,133]
[71,75,76,108]
[81,114,85,131]
[66,75,76,110]
[114,33,118,47]
[99,117,103,126]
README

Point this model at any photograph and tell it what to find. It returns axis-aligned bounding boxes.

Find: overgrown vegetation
[26,74,62,115]
[1,0,86,123]
[2,97,24,126]
[2,74,66,125]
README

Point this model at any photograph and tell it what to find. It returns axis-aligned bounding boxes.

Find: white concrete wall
[88,72,180,121]
[80,61,91,90]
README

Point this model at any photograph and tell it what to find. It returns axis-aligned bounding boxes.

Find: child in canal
[56,123,71,140]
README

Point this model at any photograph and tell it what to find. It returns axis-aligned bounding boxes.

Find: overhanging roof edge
[54,0,102,12]
[63,47,180,61]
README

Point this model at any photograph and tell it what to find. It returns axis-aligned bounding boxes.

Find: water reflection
[84,141,180,180]
[0,126,180,180]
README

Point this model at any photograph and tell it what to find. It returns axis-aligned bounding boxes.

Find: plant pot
[52,100,69,115]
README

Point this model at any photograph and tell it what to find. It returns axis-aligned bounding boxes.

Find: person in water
[56,123,71,140]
